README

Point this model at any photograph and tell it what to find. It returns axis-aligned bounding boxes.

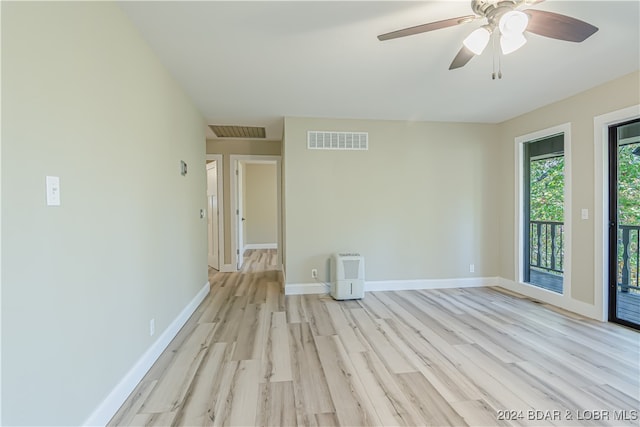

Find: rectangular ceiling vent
[209,125,266,139]
[307,131,368,151]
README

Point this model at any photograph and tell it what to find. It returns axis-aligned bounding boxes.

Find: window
[522,133,565,293]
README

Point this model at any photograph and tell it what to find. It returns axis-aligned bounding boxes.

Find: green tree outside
[529,143,639,225]
[530,156,564,222]
[617,143,640,226]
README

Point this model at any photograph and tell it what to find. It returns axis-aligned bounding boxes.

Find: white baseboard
[285,276,602,321]
[244,243,277,250]
[366,276,498,292]
[497,277,602,321]
[83,281,211,426]
[219,264,236,273]
[285,276,498,296]
[285,282,329,295]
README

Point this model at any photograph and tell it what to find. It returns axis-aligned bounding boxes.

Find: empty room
[2,1,639,426]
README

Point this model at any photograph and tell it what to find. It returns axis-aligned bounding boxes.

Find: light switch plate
[46,176,61,206]
[581,208,589,220]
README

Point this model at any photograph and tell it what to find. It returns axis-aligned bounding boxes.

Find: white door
[237,161,245,269]
[207,161,219,270]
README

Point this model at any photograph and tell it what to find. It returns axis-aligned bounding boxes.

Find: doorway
[230,155,282,271]
[206,155,223,271]
[608,118,640,329]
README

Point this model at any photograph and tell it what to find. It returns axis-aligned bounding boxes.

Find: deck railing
[528,221,640,292]
[619,225,640,292]
[529,221,564,275]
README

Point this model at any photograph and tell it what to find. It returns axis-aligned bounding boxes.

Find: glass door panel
[523,134,565,293]
[609,119,640,329]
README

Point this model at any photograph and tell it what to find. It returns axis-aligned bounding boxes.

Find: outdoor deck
[528,269,640,325]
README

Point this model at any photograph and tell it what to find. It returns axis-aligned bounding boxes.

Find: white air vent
[307,131,368,151]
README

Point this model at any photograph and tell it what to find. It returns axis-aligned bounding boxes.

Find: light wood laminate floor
[110,250,640,426]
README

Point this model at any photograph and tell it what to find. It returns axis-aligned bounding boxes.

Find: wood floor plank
[171,342,232,426]
[386,291,470,345]
[208,359,238,427]
[232,303,260,361]
[454,343,591,426]
[288,322,335,422]
[285,295,306,324]
[140,323,216,413]
[350,307,417,374]
[265,281,281,313]
[128,411,176,426]
[314,412,340,426]
[380,318,484,404]
[107,380,157,427]
[261,311,293,383]
[199,282,233,324]
[314,334,381,426]
[584,383,640,417]
[359,291,395,319]
[370,291,430,333]
[112,250,640,427]
[450,399,509,427]
[226,359,261,426]
[432,335,537,424]
[349,350,424,426]
[301,294,336,336]
[395,371,468,426]
[324,299,367,353]
[257,381,297,427]
[512,362,638,427]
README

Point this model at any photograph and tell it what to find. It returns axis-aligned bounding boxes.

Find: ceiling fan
[377,0,598,72]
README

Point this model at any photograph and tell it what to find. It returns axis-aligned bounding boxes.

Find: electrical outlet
[150,318,155,337]
[469,264,475,273]
[311,268,318,279]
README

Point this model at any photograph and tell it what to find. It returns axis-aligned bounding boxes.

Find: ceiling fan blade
[525,9,598,42]
[449,46,475,70]
[378,15,476,41]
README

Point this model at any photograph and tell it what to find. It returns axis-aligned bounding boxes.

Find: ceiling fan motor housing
[472,0,521,26]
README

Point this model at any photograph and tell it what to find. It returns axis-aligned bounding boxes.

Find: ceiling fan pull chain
[498,49,503,79]
[491,32,496,80]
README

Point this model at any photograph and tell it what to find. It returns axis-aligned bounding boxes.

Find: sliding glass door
[609,119,640,329]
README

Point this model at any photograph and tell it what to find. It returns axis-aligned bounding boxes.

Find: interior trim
[83,281,210,426]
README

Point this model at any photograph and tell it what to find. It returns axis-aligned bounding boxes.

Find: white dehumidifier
[330,253,365,300]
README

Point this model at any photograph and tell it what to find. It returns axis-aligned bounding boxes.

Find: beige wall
[244,163,278,245]
[1,3,207,425]
[206,139,281,264]
[497,70,640,305]
[283,117,500,284]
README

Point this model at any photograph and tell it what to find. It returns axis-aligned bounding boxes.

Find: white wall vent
[307,131,368,151]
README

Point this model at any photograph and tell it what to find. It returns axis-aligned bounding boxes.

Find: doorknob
[242,217,246,221]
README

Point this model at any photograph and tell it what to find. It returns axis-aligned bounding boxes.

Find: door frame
[205,154,224,271]
[230,154,282,271]
[236,161,245,269]
[511,123,575,311]
[594,105,640,322]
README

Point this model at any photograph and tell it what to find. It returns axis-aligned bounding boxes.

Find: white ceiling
[119,1,640,140]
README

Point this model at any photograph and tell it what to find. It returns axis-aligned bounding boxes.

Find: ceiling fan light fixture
[498,10,529,36]
[463,26,491,55]
[500,32,527,54]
